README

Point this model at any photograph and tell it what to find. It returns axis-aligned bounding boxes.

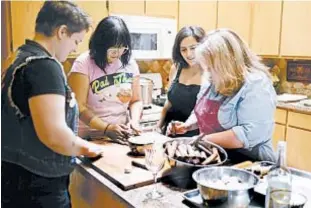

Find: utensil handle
[232,161,253,169]
[131,161,148,170]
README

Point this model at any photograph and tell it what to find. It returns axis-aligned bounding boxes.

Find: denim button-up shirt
[197,71,277,162]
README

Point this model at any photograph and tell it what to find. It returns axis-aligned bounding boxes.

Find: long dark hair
[89,16,132,72]
[172,26,205,69]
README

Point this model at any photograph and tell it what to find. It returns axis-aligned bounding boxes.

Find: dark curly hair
[172,26,205,69]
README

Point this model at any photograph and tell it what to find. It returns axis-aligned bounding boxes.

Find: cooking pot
[140,77,154,106]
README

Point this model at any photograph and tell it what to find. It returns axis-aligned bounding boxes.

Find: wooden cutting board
[82,133,172,191]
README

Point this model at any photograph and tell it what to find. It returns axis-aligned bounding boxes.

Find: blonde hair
[195,28,270,96]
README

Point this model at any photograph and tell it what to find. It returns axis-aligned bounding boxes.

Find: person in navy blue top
[157,26,206,137]
[2,2,104,207]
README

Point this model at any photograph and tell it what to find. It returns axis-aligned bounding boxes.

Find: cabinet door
[250,1,282,55]
[10,1,43,52]
[288,111,311,131]
[145,0,178,19]
[2,1,12,70]
[217,1,252,45]
[179,1,217,32]
[272,124,286,151]
[72,2,108,57]
[280,2,311,56]
[109,1,144,16]
[287,127,311,172]
[275,108,287,125]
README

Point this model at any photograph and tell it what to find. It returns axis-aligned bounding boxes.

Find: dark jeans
[1,161,71,208]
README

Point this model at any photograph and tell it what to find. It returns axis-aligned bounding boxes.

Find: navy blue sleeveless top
[164,66,200,137]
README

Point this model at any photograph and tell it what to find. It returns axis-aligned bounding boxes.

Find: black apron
[164,66,200,137]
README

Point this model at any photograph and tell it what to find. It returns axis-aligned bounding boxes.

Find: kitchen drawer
[288,111,311,131]
[286,127,311,172]
[272,124,286,151]
[275,108,287,124]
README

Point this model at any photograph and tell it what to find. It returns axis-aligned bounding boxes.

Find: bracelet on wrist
[103,123,111,136]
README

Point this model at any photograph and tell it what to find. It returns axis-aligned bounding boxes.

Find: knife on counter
[131,161,148,170]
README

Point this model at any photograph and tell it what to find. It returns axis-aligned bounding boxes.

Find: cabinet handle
[106,0,109,11]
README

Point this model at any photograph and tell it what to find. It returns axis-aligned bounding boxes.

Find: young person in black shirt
[2,1,104,207]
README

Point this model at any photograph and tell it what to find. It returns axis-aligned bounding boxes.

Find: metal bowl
[161,137,228,189]
[192,167,260,205]
[163,137,228,168]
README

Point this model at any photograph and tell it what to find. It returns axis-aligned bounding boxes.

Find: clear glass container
[265,141,292,208]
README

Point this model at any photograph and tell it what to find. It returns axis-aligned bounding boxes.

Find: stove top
[142,104,163,115]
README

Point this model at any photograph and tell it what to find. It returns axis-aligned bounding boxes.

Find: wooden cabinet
[109,1,144,16]
[275,108,287,125]
[70,168,128,208]
[286,127,311,172]
[217,1,252,45]
[250,1,282,55]
[273,108,311,172]
[145,0,178,19]
[288,111,311,131]
[272,124,286,151]
[178,1,217,32]
[10,1,43,52]
[2,1,13,70]
[10,1,108,57]
[280,1,311,56]
[72,2,108,57]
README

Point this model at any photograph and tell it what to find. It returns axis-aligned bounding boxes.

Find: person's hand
[188,133,205,146]
[166,121,188,136]
[129,120,142,136]
[84,142,104,158]
[105,124,130,144]
[156,122,165,134]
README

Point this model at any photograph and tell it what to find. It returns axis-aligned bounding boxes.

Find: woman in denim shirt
[167,29,276,162]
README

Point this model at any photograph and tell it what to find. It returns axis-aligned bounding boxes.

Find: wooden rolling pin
[232,161,253,169]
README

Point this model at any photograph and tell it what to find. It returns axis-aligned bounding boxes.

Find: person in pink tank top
[68,16,142,143]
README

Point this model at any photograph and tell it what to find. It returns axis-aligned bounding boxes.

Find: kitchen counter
[277,101,311,115]
[70,159,265,208]
[70,160,190,208]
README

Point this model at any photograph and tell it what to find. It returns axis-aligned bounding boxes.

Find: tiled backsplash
[263,58,311,96]
[137,60,172,91]
[64,58,311,96]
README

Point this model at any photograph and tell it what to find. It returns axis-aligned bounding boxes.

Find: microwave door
[129,28,161,59]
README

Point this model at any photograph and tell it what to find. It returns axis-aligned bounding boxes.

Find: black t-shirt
[11,40,66,115]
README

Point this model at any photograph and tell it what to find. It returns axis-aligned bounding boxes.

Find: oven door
[128,27,161,59]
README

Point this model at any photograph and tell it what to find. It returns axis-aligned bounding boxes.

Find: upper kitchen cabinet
[280,1,311,57]
[10,1,108,57]
[179,1,217,32]
[217,1,252,45]
[250,1,282,56]
[72,2,108,56]
[10,1,43,52]
[108,1,144,16]
[145,0,178,19]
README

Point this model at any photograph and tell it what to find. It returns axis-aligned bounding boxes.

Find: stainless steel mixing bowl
[192,166,260,206]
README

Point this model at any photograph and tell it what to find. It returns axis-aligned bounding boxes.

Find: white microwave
[113,14,177,59]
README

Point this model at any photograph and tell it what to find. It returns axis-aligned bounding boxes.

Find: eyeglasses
[107,47,129,56]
